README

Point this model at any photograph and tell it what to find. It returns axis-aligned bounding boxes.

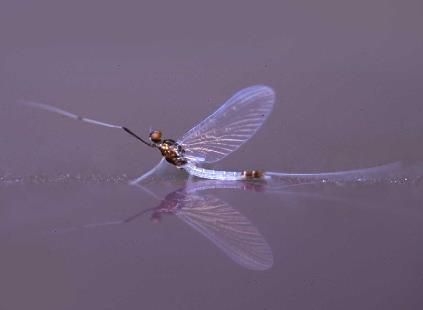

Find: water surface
[1,0,423,309]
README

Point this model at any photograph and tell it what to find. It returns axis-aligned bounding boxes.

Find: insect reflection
[137,183,273,271]
[54,177,308,271]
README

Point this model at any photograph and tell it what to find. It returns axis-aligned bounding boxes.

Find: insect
[21,85,405,184]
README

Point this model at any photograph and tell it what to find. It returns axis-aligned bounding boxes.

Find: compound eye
[149,130,162,143]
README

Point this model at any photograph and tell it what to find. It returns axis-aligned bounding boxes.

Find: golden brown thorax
[159,139,187,166]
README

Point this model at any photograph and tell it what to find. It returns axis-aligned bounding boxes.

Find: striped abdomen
[242,170,265,179]
[183,164,266,181]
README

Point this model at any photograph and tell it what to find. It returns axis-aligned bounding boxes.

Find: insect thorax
[159,139,187,166]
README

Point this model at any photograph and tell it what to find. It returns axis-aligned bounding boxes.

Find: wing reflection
[146,187,273,270]
[129,176,327,270]
[50,169,351,270]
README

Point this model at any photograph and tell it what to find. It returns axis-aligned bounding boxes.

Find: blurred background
[1,1,423,310]
[1,0,422,178]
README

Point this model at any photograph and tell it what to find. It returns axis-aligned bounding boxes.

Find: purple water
[1,0,423,309]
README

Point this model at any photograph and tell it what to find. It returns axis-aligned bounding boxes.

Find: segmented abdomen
[183,164,266,181]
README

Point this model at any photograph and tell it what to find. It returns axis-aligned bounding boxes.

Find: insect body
[158,139,187,166]
[147,130,264,180]
[146,130,187,166]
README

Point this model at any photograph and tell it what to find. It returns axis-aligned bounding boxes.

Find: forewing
[180,85,275,163]
[176,194,273,270]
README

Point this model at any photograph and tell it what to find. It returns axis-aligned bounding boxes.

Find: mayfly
[21,85,405,184]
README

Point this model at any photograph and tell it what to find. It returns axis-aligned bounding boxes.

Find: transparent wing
[176,194,273,271]
[179,85,275,163]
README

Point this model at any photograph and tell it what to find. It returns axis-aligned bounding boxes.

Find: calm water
[1,173,423,309]
[1,0,423,309]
